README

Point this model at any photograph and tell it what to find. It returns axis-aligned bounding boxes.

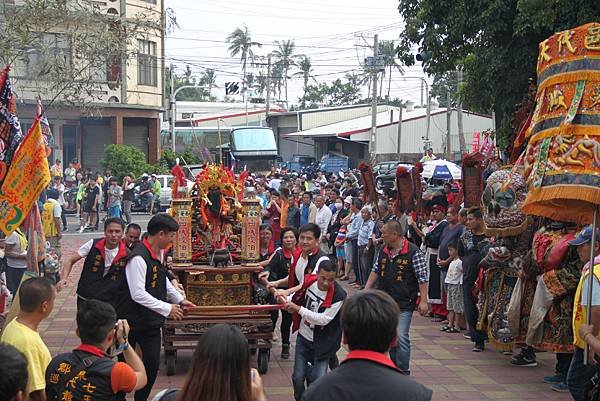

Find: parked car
[376,163,414,192]
[154,174,195,210]
[373,160,411,177]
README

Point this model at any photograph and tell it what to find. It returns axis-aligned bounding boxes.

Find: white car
[155,174,195,210]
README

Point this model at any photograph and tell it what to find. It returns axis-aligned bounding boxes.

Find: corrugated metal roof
[282,108,450,138]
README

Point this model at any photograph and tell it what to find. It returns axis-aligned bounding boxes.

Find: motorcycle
[131,183,160,213]
[63,186,79,214]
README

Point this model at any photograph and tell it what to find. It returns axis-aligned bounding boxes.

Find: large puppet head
[482,169,531,237]
[520,23,600,224]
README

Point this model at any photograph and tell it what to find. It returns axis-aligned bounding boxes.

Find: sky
[164,0,430,107]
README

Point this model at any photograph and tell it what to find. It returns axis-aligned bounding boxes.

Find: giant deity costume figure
[476,169,534,352]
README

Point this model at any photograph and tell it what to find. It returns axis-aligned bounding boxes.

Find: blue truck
[319,153,349,173]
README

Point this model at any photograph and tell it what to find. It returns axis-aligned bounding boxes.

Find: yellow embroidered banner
[0,118,51,235]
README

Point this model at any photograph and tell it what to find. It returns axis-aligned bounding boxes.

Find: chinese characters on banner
[172,199,193,266]
[0,119,51,235]
[242,199,261,262]
[471,132,481,153]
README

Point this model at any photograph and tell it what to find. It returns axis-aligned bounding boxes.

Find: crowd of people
[46,158,163,234]
[2,164,600,401]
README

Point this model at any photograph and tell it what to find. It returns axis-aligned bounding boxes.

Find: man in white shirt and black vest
[118,214,195,401]
[284,259,346,401]
[58,217,129,311]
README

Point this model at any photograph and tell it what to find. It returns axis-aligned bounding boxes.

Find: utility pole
[265,54,272,119]
[169,64,175,153]
[397,105,403,156]
[369,34,379,163]
[446,91,452,160]
[457,68,466,153]
[420,80,424,107]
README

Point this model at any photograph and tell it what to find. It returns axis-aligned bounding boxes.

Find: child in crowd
[334,225,347,277]
[442,243,464,333]
[107,176,123,218]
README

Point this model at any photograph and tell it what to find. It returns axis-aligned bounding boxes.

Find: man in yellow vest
[567,226,600,401]
[41,189,62,284]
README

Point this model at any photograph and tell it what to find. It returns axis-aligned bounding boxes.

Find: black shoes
[281,344,290,359]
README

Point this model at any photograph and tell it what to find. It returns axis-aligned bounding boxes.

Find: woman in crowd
[259,224,275,261]
[424,205,449,321]
[152,324,266,401]
[266,191,283,246]
[260,226,299,359]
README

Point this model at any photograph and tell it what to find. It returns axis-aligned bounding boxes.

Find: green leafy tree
[430,71,459,108]
[298,73,362,109]
[395,0,600,145]
[173,65,215,101]
[159,147,201,170]
[271,39,297,104]
[226,25,262,92]
[1,0,164,111]
[199,68,217,97]
[100,144,153,178]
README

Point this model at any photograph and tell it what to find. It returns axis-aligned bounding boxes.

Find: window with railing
[137,39,157,86]
[13,33,71,79]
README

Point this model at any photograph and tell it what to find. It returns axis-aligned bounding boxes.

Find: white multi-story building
[9,0,164,172]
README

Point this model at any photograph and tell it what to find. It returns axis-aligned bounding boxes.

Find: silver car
[155,174,194,210]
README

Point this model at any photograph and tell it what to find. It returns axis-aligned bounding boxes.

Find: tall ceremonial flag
[0,66,24,187]
[37,95,53,156]
[0,118,51,235]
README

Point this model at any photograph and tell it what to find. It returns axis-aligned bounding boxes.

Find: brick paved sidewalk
[39,236,573,401]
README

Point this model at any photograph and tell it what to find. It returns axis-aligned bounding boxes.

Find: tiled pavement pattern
[39,235,572,401]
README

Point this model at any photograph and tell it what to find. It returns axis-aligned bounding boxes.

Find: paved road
[40,222,572,401]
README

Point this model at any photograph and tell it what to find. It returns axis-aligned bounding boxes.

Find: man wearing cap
[567,226,600,401]
[139,174,154,214]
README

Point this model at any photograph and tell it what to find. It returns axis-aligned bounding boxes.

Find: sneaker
[472,343,485,352]
[79,227,85,233]
[509,354,538,367]
[63,227,68,232]
[551,382,569,393]
[281,344,290,359]
[463,333,471,340]
[544,374,565,384]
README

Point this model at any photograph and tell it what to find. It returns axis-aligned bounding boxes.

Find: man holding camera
[45,300,147,401]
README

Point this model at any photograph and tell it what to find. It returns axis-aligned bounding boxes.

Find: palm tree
[271,39,297,105]
[271,63,284,101]
[200,68,216,96]
[226,25,262,90]
[378,40,404,100]
[253,71,268,98]
[293,55,317,96]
